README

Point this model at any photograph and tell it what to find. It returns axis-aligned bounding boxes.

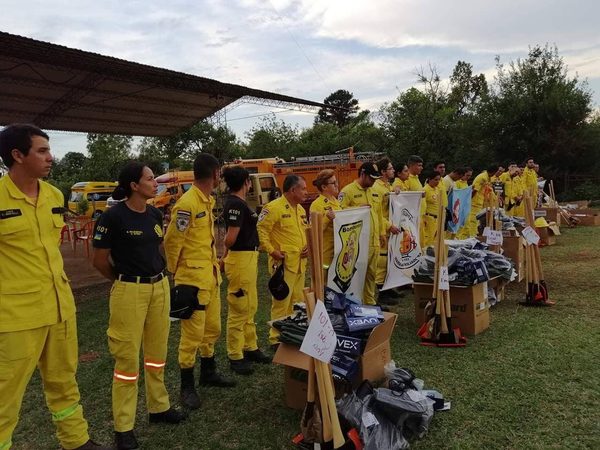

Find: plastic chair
[73,220,95,258]
[60,224,72,244]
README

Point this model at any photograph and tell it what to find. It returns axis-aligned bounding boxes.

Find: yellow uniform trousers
[269,267,306,345]
[179,283,221,368]
[375,237,387,286]
[363,245,379,306]
[0,315,89,450]
[422,214,439,248]
[108,277,171,432]
[224,251,259,360]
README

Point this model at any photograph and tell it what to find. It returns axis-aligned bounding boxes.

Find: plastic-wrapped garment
[373,388,435,440]
[337,393,410,450]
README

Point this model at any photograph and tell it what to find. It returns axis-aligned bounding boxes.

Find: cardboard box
[489,277,509,302]
[413,282,490,335]
[502,236,525,282]
[535,207,561,226]
[536,226,557,246]
[273,312,398,410]
[571,211,600,226]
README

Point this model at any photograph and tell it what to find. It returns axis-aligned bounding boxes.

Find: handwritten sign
[300,300,337,363]
[522,226,540,245]
[439,266,450,291]
[486,230,503,246]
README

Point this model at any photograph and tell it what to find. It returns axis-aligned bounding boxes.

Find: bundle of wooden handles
[485,194,502,253]
[304,211,345,448]
[432,199,451,332]
[523,192,545,286]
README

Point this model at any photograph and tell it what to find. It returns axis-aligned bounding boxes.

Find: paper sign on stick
[482,227,491,237]
[300,300,337,363]
[522,226,540,245]
[486,230,503,246]
[439,266,450,291]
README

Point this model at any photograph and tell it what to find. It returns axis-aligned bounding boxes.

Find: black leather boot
[199,356,236,387]
[180,367,201,409]
[114,431,139,450]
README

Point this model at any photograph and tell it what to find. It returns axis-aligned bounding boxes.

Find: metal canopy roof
[0,31,327,137]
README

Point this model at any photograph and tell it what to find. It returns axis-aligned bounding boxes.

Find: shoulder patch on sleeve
[176,210,191,232]
[258,208,269,222]
[338,192,345,202]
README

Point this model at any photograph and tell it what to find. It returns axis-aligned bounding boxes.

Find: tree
[315,89,360,127]
[83,134,133,181]
[486,45,594,176]
[244,115,299,160]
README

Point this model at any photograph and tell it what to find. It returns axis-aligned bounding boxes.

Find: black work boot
[149,407,188,424]
[244,349,272,364]
[199,356,236,387]
[180,367,201,410]
[229,358,254,375]
[114,431,139,450]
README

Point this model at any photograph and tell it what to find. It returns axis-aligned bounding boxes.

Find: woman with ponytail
[92,161,186,450]
[309,169,341,272]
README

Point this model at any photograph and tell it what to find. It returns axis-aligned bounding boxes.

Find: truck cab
[247,173,280,212]
[68,181,117,218]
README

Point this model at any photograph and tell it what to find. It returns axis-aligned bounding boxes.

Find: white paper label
[486,230,503,246]
[522,226,540,245]
[362,411,379,428]
[482,227,491,237]
[300,300,337,363]
[439,266,450,291]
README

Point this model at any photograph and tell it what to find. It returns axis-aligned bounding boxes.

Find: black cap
[269,263,289,301]
[360,162,381,179]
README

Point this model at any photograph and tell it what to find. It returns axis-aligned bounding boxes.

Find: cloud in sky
[1,0,599,157]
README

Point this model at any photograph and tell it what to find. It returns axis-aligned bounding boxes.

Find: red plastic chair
[73,220,95,258]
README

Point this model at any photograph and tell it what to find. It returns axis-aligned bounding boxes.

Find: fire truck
[228,148,382,206]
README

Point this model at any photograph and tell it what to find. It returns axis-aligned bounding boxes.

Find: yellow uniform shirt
[471,171,491,209]
[455,180,468,189]
[504,174,524,204]
[424,184,441,216]
[442,175,454,192]
[0,175,75,332]
[164,185,221,290]
[392,178,409,192]
[309,194,341,267]
[371,179,392,220]
[257,196,308,274]
[523,167,538,199]
[338,180,386,247]
[407,174,424,192]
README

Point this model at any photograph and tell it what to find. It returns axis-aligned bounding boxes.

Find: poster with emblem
[327,207,370,303]
[446,186,472,233]
[382,191,423,290]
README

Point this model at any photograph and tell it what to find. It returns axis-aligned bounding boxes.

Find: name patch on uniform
[258,208,269,222]
[0,209,22,219]
[281,214,291,218]
[176,210,191,232]
[353,194,363,198]
[51,207,67,214]
[196,211,207,219]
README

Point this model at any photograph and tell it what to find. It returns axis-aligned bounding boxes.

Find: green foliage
[83,134,133,181]
[244,115,300,159]
[315,89,360,127]
[572,181,600,201]
[76,197,89,215]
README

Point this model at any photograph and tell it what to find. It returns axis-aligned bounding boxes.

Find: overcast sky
[2,0,600,158]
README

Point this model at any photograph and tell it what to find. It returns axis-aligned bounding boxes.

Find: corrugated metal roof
[0,31,325,136]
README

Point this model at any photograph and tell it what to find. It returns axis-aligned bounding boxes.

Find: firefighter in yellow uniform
[405,156,426,245]
[461,164,500,238]
[0,125,108,450]
[339,163,399,305]
[164,154,234,411]
[512,167,527,217]
[503,166,525,217]
[257,175,308,346]
[372,158,395,291]
[392,163,410,192]
[309,169,341,270]
[422,172,443,248]
[523,157,539,205]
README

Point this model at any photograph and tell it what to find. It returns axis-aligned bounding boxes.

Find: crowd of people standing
[0,122,543,450]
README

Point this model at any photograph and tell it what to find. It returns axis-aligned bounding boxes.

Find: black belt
[230,246,259,252]
[118,272,165,284]
[425,213,438,218]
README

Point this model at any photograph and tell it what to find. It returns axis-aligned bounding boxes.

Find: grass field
[12,226,600,449]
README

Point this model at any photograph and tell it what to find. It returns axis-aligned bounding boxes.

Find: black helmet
[268,261,289,301]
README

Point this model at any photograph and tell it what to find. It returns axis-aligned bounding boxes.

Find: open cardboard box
[536,224,559,246]
[502,236,525,282]
[413,281,490,335]
[273,311,397,410]
[571,209,600,226]
[535,207,561,226]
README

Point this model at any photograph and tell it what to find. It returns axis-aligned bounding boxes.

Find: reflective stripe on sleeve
[51,402,80,422]
[113,370,139,382]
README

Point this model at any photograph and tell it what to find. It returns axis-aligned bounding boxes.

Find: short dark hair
[407,155,423,165]
[525,156,534,164]
[425,170,441,182]
[193,153,220,180]
[464,166,473,173]
[113,161,147,200]
[376,157,392,175]
[433,160,445,168]
[454,167,467,176]
[283,174,304,192]
[222,166,250,192]
[486,163,500,174]
[0,124,49,168]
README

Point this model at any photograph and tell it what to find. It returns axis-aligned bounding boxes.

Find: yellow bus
[68,181,117,218]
